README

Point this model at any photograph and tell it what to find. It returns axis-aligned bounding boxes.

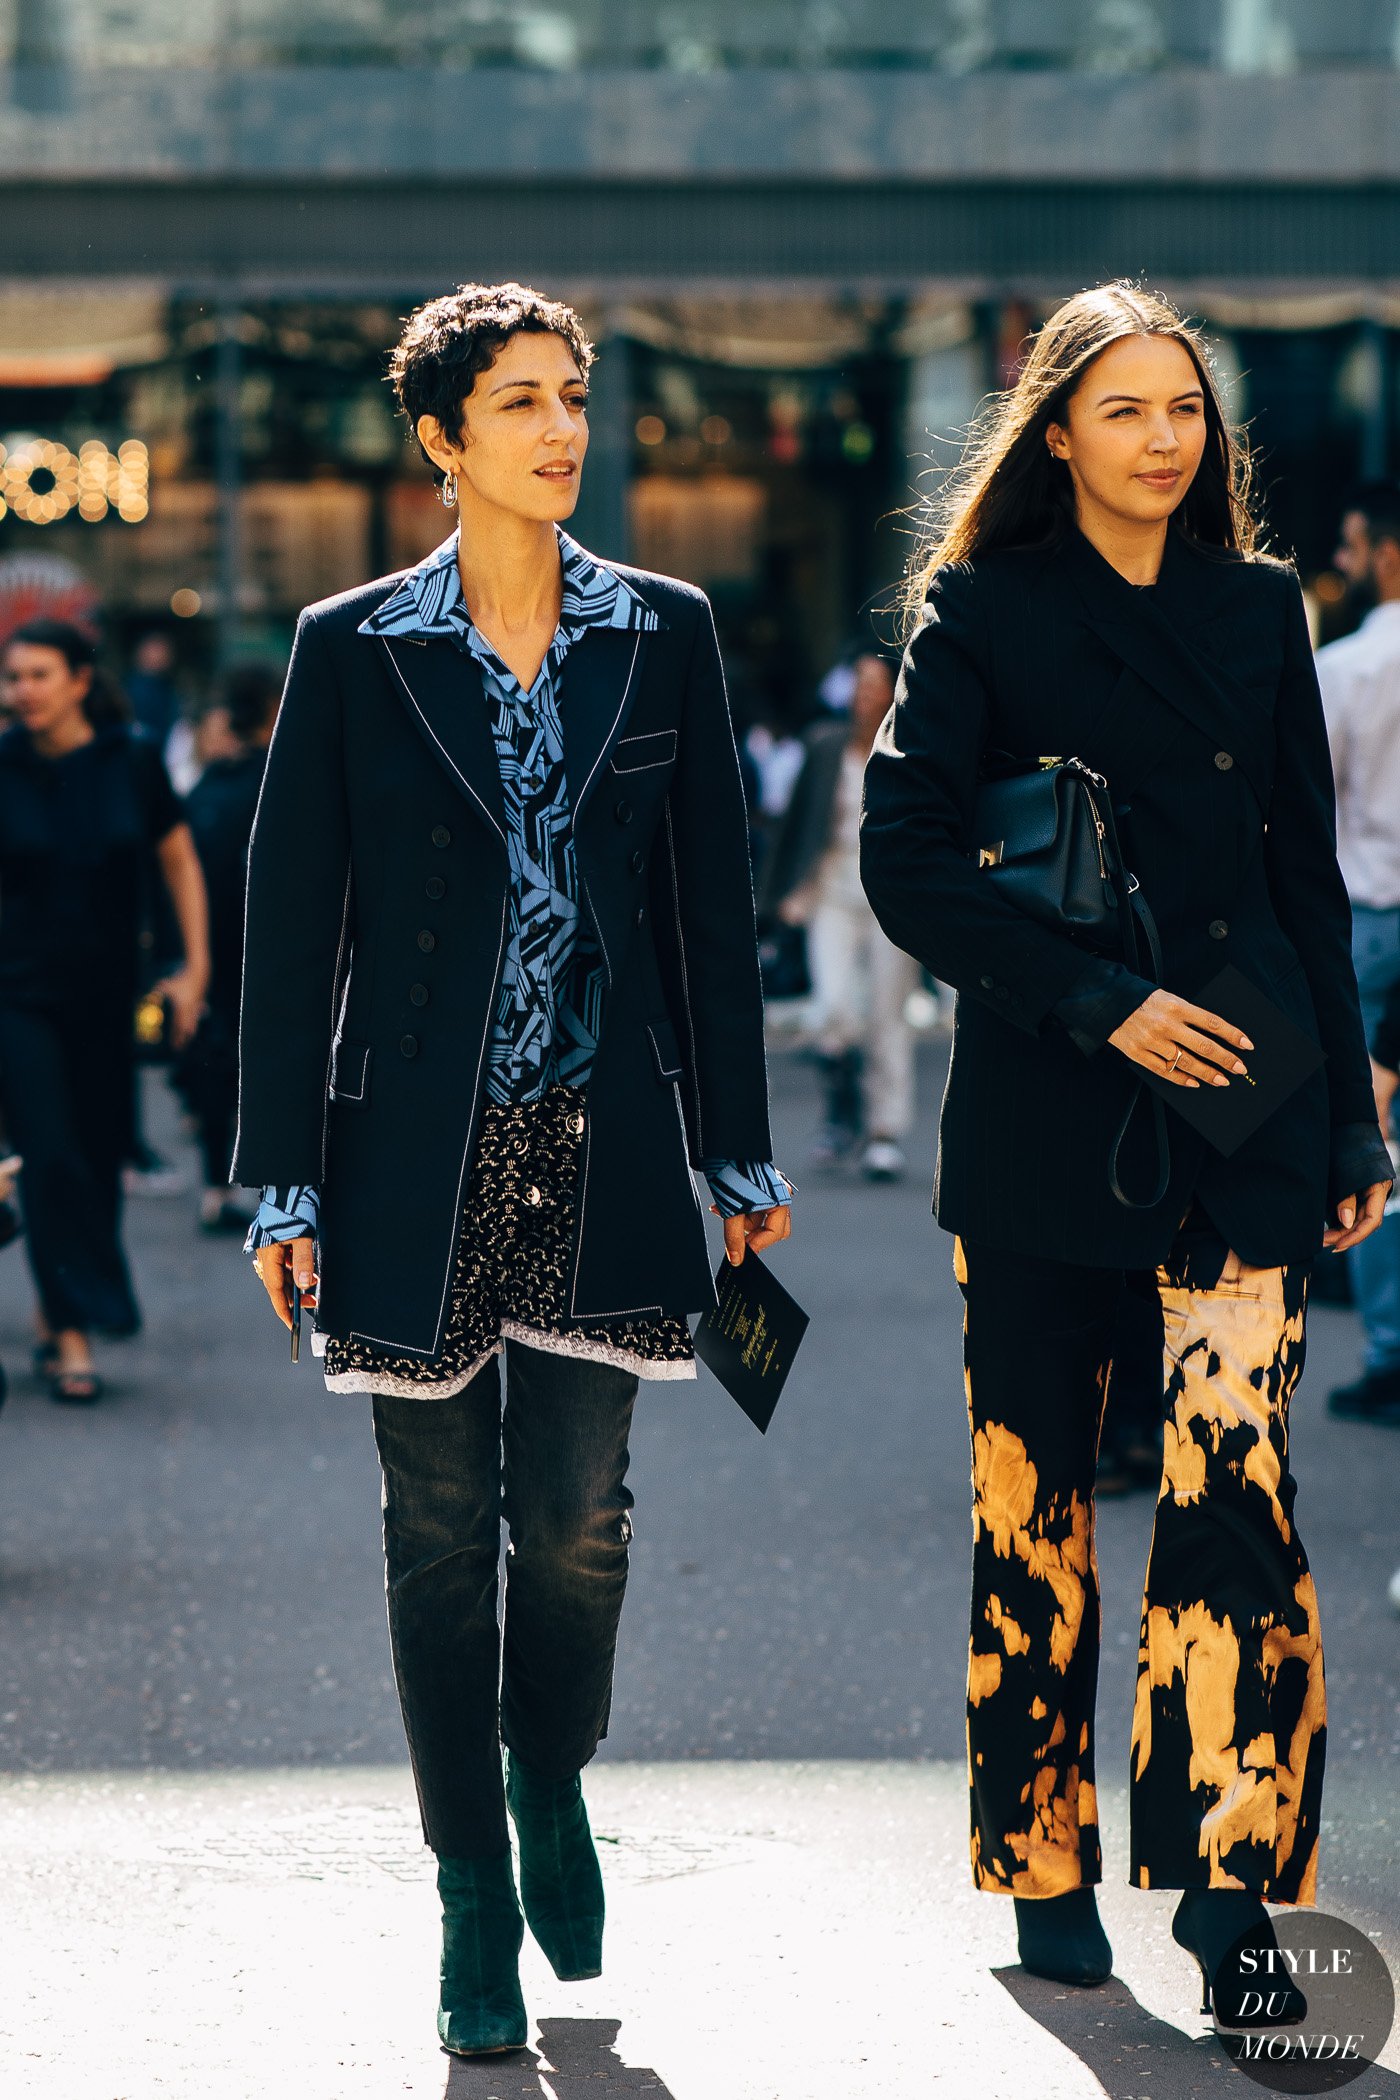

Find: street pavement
[0,1042,1397,2098]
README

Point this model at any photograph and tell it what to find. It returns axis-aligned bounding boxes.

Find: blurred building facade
[0,1,1396,713]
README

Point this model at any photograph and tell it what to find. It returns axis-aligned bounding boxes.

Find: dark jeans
[372,1339,639,1858]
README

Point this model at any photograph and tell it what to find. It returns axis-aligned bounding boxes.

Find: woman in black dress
[0,620,208,1401]
[861,284,1390,2030]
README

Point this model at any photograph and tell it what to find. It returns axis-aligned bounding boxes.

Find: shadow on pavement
[442,2017,676,2097]
[995,1967,1400,2098]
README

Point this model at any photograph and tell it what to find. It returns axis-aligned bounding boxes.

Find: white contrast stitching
[611,728,678,773]
[329,1039,369,1102]
[662,796,704,1152]
[380,637,507,845]
[575,632,643,815]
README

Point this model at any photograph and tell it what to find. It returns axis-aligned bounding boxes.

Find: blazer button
[524,1184,542,1205]
[995,986,1009,1000]
[615,798,633,825]
[569,1112,584,1135]
[1214,751,1234,771]
[417,929,436,952]
[1209,918,1229,939]
[980,974,995,990]
[409,983,429,1007]
[431,825,452,848]
[631,850,646,874]
[400,1034,419,1058]
[425,875,446,900]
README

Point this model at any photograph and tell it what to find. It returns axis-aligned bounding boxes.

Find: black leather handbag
[972,754,1170,1209]
[972,755,1122,949]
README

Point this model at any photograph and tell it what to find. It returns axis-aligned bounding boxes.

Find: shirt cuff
[244,1184,321,1254]
[1050,960,1158,1057]
[1328,1124,1393,1208]
[700,1158,794,1218]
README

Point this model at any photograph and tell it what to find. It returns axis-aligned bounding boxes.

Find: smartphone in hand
[290,1280,302,1363]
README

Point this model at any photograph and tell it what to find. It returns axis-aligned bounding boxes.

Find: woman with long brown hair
[861,284,1389,2028]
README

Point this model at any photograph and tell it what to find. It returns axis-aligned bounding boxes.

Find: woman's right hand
[251,1233,318,1329]
[1108,988,1253,1088]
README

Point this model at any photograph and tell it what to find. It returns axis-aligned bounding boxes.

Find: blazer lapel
[373,633,507,845]
[559,624,648,818]
[1062,528,1275,810]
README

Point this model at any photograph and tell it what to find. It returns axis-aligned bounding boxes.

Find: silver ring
[1168,1049,1183,1074]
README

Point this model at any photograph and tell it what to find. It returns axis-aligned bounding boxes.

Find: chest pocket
[612,729,677,774]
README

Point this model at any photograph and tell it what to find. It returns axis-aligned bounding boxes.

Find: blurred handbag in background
[133,989,175,1064]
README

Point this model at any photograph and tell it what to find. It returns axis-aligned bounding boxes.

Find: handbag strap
[1096,793,1172,1212]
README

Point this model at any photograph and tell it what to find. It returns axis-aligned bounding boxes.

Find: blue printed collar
[357,525,659,646]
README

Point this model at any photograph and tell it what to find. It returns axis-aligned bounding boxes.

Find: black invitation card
[693,1250,809,1434]
[1140,964,1325,1157]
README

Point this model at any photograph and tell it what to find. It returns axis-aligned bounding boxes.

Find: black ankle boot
[505,1749,605,1981]
[1172,1889,1307,2032]
[435,1851,528,2057]
[1014,1887,1113,1985]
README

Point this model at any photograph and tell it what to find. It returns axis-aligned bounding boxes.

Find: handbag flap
[974,769,1067,860]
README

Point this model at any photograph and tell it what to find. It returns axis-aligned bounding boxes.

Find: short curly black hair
[389,281,594,480]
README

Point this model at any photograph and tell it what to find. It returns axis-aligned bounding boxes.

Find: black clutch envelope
[1140,964,1325,1157]
[693,1249,809,1434]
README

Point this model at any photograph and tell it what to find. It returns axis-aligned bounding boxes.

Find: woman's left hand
[720,1204,793,1266]
[151,966,209,1050]
[1323,1180,1392,1253]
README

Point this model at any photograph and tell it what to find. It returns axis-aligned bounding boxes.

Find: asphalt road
[0,1043,1395,1916]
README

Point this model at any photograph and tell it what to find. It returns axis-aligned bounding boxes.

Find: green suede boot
[435,1850,528,2057]
[504,1749,606,1981]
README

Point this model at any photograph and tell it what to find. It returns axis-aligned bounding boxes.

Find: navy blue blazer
[233,557,774,1359]
[860,524,1381,1271]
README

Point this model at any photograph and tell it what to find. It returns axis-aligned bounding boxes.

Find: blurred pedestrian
[862,285,1389,2016]
[235,283,792,2058]
[0,620,209,1402]
[1351,975,1400,1426]
[125,629,181,749]
[760,649,917,1177]
[176,664,282,1231]
[1316,479,1400,1420]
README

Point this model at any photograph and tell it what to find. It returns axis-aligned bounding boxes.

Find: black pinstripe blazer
[859,523,1378,1271]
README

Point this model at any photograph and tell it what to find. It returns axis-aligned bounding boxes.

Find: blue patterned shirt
[249,528,790,1249]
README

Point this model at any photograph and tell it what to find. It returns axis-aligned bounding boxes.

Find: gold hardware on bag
[978,842,1005,868]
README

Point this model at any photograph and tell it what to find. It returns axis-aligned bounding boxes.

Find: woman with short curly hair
[235,281,791,2057]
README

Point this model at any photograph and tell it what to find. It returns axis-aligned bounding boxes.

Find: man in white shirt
[760,653,918,1180]
[1318,480,1400,1420]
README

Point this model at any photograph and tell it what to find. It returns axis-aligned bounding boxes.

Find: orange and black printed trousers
[954,1234,1325,1904]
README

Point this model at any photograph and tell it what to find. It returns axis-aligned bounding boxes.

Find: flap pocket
[647,1018,685,1082]
[612,728,678,774]
[329,1037,371,1103]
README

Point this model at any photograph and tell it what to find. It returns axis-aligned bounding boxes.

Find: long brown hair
[903,282,1261,627]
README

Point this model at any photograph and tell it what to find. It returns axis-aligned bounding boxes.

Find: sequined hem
[320,1084,697,1396]
[322,1321,697,1396]
[497,1319,696,1381]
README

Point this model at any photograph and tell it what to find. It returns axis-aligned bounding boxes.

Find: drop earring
[439,472,458,508]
